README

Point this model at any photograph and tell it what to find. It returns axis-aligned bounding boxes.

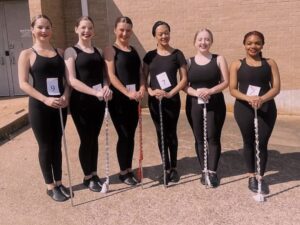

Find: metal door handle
[8,42,14,49]
[10,53,15,65]
[0,56,4,65]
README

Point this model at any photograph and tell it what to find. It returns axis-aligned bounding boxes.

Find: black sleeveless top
[188,54,221,89]
[73,46,104,87]
[113,45,141,90]
[143,49,186,91]
[236,58,275,112]
[237,58,272,96]
[29,48,65,97]
[71,46,105,101]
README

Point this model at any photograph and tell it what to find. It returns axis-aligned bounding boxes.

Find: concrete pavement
[0,97,299,225]
[0,97,28,142]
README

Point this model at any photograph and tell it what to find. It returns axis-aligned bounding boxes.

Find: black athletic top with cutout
[30,48,65,97]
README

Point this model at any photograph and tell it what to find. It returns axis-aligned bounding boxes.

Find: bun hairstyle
[152,21,170,37]
[193,28,214,44]
[31,14,52,28]
[243,31,265,57]
[114,16,133,28]
[75,16,94,27]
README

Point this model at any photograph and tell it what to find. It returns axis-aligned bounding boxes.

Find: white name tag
[197,89,209,104]
[246,85,261,96]
[126,84,136,92]
[93,83,103,100]
[198,98,209,104]
[92,83,102,91]
[156,72,171,90]
[47,78,60,96]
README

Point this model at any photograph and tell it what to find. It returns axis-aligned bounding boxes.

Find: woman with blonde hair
[185,28,229,187]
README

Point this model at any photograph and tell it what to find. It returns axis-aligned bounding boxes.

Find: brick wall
[88,0,109,48]
[28,0,42,18]
[106,0,300,114]
[63,0,81,47]
[27,0,300,114]
[28,0,66,48]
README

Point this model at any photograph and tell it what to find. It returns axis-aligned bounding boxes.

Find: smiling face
[114,22,132,44]
[194,30,213,53]
[244,34,264,57]
[154,24,170,47]
[31,18,52,42]
[75,19,95,41]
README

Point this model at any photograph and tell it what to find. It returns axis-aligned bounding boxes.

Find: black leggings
[186,94,226,172]
[148,94,181,171]
[29,98,67,184]
[234,100,277,176]
[109,95,138,171]
[70,95,105,176]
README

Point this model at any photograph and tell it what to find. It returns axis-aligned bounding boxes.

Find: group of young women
[18,14,280,202]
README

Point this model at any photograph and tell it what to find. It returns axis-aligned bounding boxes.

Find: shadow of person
[217,148,300,196]
[218,149,246,179]
[264,149,300,185]
[136,149,247,187]
[135,150,246,188]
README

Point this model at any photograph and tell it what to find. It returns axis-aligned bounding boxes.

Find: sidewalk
[0,97,28,142]
[1,96,299,147]
[0,97,299,225]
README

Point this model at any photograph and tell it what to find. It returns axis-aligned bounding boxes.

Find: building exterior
[0,0,299,115]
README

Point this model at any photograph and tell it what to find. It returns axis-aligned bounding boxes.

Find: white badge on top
[92,83,103,100]
[92,83,102,91]
[46,78,60,96]
[198,98,209,104]
[126,84,136,92]
[246,85,261,96]
[197,88,209,104]
[156,72,171,90]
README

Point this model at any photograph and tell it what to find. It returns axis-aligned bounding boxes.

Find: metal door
[0,0,31,96]
[0,2,10,96]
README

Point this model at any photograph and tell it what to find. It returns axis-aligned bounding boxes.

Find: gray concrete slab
[0,108,299,225]
[0,97,28,142]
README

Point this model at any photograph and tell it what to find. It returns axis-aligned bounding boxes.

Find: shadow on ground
[58,148,300,206]
[139,148,300,188]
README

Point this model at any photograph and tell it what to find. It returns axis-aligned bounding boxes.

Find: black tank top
[113,45,141,91]
[188,54,221,89]
[73,46,104,87]
[143,49,186,91]
[237,58,272,96]
[29,48,65,97]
